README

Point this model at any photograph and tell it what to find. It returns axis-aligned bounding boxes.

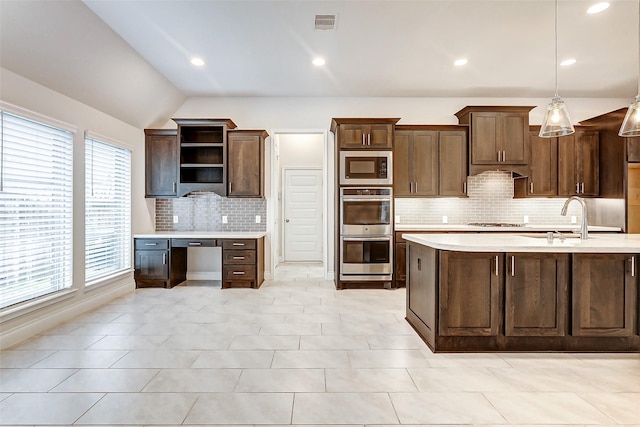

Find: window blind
[0,111,73,309]
[85,135,131,284]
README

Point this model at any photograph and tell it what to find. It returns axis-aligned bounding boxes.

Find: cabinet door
[572,254,637,337]
[501,113,528,164]
[393,131,413,196]
[145,131,177,197]
[413,131,438,196]
[470,112,500,164]
[368,124,393,148]
[407,243,438,344]
[557,135,578,196]
[576,131,599,196]
[339,124,367,148]
[395,242,406,286]
[439,251,502,336]
[528,132,558,196]
[228,132,263,197]
[505,253,568,336]
[439,130,468,196]
[134,250,169,280]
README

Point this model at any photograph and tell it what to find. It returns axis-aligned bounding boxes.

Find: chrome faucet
[561,196,588,240]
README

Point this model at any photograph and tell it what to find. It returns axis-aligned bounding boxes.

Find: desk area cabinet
[134,234,266,289]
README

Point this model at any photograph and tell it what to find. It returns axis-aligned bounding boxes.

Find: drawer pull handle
[232,271,245,275]
[145,243,157,246]
[188,242,202,246]
[632,257,636,277]
[162,253,166,264]
[232,243,245,246]
[495,255,499,276]
[233,256,246,260]
[511,255,515,276]
[530,182,534,194]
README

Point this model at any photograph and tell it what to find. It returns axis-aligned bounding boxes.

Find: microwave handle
[340,198,391,202]
[342,236,391,242]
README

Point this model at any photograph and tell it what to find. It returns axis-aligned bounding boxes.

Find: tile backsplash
[156,192,267,232]
[395,170,584,225]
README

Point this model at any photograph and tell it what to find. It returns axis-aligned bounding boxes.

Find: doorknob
[285,219,290,223]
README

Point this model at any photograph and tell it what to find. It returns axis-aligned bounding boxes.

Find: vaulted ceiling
[1,0,638,128]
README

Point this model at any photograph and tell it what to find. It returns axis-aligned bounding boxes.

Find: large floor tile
[579,392,640,424]
[390,392,506,424]
[259,323,321,335]
[229,335,300,350]
[191,350,274,368]
[18,335,103,350]
[300,335,370,350]
[0,368,76,392]
[51,368,158,392]
[0,392,103,425]
[292,392,399,424]
[88,335,168,350]
[76,392,197,425]
[348,349,430,368]
[0,350,54,368]
[271,350,349,368]
[326,368,417,392]
[184,392,294,424]
[143,368,241,392]
[409,367,514,392]
[32,349,127,368]
[111,350,201,368]
[235,368,325,392]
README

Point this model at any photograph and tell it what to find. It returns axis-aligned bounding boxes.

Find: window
[0,111,73,309]
[85,134,131,284]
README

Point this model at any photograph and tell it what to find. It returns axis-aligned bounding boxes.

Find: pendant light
[619,0,640,137]
[539,0,575,138]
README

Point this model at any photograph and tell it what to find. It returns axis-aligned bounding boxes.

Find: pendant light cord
[554,0,559,97]
[637,0,640,95]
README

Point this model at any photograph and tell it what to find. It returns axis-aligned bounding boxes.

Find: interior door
[283,168,323,262]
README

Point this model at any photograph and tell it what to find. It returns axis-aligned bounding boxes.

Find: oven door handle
[342,236,391,242]
[340,198,391,202]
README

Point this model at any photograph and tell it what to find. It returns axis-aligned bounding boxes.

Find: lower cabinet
[572,253,637,337]
[505,253,569,336]
[438,251,502,336]
[222,238,264,289]
[134,239,186,288]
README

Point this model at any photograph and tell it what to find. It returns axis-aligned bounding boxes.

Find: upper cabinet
[394,126,467,197]
[144,129,178,198]
[174,118,237,197]
[331,118,399,149]
[455,106,534,176]
[525,128,558,197]
[558,129,599,196]
[227,130,268,198]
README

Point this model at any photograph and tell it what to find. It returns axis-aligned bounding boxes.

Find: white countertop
[395,224,621,232]
[403,232,640,253]
[134,231,267,239]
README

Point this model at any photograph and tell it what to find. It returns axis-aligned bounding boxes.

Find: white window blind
[0,111,73,309]
[85,135,131,284]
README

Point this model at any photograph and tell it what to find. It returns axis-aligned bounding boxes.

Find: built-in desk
[133,232,266,289]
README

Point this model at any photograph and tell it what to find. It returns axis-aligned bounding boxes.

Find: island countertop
[402,232,640,253]
[134,231,267,239]
[395,224,621,232]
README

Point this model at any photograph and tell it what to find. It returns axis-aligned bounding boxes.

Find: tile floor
[0,262,639,426]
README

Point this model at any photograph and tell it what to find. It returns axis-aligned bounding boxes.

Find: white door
[283,168,323,262]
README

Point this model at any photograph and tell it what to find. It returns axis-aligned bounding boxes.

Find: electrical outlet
[442,215,448,224]
[571,215,577,224]
[523,215,529,224]
[255,215,261,223]
[173,215,179,224]
[222,215,228,224]
[395,215,401,224]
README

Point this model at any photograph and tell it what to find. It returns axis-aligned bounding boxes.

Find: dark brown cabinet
[394,130,438,196]
[572,253,637,337]
[505,253,569,337]
[331,118,399,149]
[394,127,467,197]
[134,239,185,288]
[455,107,533,174]
[406,243,438,345]
[558,130,600,196]
[144,129,178,198]
[174,118,237,197]
[222,238,264,288]
[526,130,558,196]
[227,130,268,198]
[438,251,502,336]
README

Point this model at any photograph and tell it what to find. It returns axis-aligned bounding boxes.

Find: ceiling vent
[315,14,337,30]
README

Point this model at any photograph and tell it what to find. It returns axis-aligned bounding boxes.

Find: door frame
[268,129,332,280]
[282,167,323,263]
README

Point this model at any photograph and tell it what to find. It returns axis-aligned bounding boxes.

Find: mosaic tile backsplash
[395,170,584,225]
[156,192,267,232]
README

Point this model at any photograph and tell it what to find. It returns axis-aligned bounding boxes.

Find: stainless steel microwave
[339,151,392,185]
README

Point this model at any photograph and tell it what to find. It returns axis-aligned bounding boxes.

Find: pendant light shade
[619,1,640,137]
[539,0,575,138]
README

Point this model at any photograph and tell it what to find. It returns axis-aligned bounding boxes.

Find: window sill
[0,289,77,324]
[85,269,134,291]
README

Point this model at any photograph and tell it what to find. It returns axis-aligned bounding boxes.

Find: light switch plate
[523,215,529,224]
[173,215,179,224]
[222,215,228,224]
[255,215,261,223]
[395,215,401,223]
[442,215,448,224]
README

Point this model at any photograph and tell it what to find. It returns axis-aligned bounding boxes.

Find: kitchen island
[403,233,640,352]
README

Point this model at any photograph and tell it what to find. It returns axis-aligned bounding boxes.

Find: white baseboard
[186,272,222,281]
[0,280,134,349]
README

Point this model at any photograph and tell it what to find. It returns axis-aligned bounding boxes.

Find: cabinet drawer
[135,239,169,250]
[223,265,256,280]
[223,250,256,264]
[171,238,217,247]
[221,239,256,250]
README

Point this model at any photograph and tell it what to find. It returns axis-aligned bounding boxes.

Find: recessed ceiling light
[312,57,326,66]
[454,58,468,66]
[587,2,609,14]
[560,58,577,66]
[190,57,205,67]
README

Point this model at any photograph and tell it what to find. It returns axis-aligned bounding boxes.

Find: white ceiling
[1,0,639,128]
